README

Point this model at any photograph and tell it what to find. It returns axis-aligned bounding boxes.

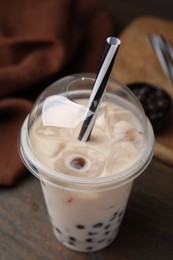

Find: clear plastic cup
[19,74,155,252]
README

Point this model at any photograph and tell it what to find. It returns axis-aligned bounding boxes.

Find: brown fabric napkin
[0,0,115,185]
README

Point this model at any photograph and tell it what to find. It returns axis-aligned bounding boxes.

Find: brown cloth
[0,0,115,185]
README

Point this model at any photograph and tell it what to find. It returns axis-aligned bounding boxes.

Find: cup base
[53,227,118,252]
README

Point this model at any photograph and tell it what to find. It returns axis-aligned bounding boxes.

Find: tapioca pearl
[76,224,85,229]
[104,224,110,230]
[109,212,118,222]
[88,232,98,236]
[93,223,103,228]
[69,236,76,242]
[68,240,75,246]
[86,247,93,251]
[86,238,93,243]
[97,239,106,243]
[104,231,110,236]
[117,211,124,222]
[55,227,62,234]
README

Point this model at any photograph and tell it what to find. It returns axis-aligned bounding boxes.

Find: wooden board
[111,15,173,165]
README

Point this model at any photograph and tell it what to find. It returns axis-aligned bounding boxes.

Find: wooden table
[0,157,173,260]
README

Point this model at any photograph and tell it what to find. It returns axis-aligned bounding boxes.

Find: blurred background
[100,0,173,32]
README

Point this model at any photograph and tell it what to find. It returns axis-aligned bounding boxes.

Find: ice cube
[107,107,139,138]
[106,141,138,174]
[36,125,70,140]
[110,120,133,140]
[42,95,88,128]
[120,141,138,160]
[95,102,108,131]
[30,125,69,159]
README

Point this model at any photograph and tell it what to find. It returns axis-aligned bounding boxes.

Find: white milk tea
[19,74,155,252]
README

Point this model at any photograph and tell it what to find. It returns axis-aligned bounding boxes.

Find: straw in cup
[78,37,121,142]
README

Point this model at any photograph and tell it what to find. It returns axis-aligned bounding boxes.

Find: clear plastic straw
[78,37,121,142]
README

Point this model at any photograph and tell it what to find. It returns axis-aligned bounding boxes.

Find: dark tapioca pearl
[127,82,172,130]
[157,99,169,109]
[86,247,93,251]
[136,93,145,103]
[88,232,98,236]
[148,103,157,113]
[137,85,150,95]
[150,112,160,120]
[118,211,124,217]
[104,224,110,230]
[55,227,62,234]
[68,241,75,246]
[86,238,93,243]
[117,211,124,222]
[109,212,118,222]
[76,224,85,229]
[93,223,103,228]
[69,236,76,242]
[104,231,110,235]
[97,239,106,243]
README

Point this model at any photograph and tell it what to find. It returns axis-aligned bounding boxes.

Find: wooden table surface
[0,157,173,260]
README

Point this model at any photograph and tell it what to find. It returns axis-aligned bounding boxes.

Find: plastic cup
[19,73,155,252]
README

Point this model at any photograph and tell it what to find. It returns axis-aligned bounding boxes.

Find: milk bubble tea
[40,179,133,252]
[30,100,145,252]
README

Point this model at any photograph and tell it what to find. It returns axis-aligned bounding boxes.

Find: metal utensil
[148,33,173,83]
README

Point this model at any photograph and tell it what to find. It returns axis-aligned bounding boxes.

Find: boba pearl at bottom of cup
[40,179,133,252]
[52,211,122,252]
